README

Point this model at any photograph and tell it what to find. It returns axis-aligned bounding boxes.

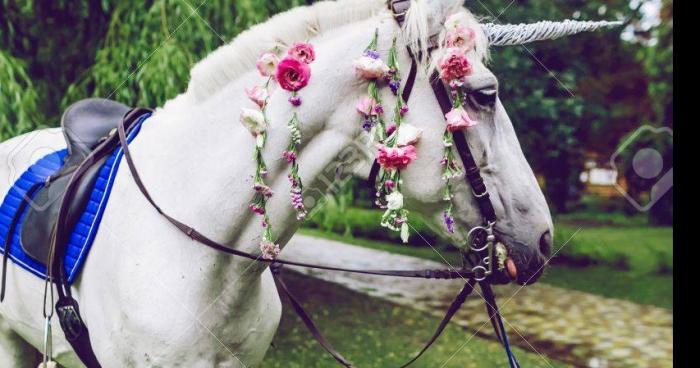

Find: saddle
[20,98,131,265]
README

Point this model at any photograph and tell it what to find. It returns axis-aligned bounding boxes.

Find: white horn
[482,20,623,46]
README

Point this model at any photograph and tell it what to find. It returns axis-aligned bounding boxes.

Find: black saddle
[20,98,131,265]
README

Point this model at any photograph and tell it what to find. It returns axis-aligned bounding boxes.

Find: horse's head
[359,0,621,285]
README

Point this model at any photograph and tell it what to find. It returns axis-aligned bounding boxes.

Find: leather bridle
[44,2,521,367]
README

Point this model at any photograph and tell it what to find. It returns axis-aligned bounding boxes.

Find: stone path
[284,235,673,368]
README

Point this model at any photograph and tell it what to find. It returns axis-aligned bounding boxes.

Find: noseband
[41,2,520,367]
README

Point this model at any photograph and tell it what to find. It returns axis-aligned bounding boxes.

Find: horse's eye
[467,88,497,109]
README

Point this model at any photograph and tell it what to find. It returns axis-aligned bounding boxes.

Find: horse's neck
[127,72,363,259]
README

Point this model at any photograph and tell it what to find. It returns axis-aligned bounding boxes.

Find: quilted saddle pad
[0,114,149,283]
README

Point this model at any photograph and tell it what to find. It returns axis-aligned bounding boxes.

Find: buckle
[389,0,410,18]
[57,303,83,341]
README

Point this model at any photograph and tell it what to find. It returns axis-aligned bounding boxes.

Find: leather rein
[43,2,521,367]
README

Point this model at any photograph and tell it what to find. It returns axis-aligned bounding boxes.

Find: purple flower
[362,120,373,132]
[289,95,302,106]
[400,105,409,116]
[443,210,455,234]
[282,151,297,162]
[389,80,401,95]
[364,50,380,59]
[384,180,395,189]
[248,203,265,215]
[373,104,384,115]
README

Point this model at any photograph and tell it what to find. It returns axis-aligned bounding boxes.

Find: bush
[304,207,451,251]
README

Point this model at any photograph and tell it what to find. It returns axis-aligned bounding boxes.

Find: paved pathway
[284,235,673,368]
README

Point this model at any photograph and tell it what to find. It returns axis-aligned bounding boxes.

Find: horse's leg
[0,315,41,367]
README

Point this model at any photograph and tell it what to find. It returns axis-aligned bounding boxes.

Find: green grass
[298,228,673,309]
[553,222,673,273]
[539,264,673,309]
[264,271,570,367]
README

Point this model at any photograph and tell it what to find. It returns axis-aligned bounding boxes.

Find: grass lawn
[298,228,673,309]
[264,271,570,367]
[553,222,673,273]
[540,265,672,309]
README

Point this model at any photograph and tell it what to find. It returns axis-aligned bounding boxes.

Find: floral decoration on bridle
[355,30,422,243]
[240,42,315,260]
[438,15,479,234]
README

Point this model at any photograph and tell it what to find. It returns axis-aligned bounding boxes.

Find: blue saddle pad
[0,114,150,283]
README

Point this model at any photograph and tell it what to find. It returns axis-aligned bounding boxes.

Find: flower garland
[279,43,315,221]
[241,53,278,259]
[355,33,421,243]
[241,42,314,260]
[354,29,389,143]
[438,18,479,233]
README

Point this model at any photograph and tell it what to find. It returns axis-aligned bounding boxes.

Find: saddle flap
[20,157,108,265]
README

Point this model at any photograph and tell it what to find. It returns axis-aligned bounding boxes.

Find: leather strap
[480,282,521,368]
[428,72,497,224]
[47,107,150,368]
[116,113,476,280]
[399,278,476,367]
[1,182,43,301]
[272,265,353,367]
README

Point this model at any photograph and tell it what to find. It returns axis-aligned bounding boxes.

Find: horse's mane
[186,0,487,103]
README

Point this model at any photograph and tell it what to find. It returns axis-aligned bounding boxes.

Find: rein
[40,2,520,367]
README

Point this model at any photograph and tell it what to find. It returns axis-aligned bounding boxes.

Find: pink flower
[438,48,472,82]
[353,55,390,80]
[445,107,478,132]
[288,42,315,64]
[256,52,279,77]
[356,97,380,116]
[377,145,417,170]
[446,25,476,50]
[275,57,311,92]
[260,239,281,260]
[245,86,268,108]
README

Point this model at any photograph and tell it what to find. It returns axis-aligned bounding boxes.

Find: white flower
[386,191,404,210]
[256,52,280,77]
[396,123,423,146]
[239,108,267,136]
[445,12,465,28]
[353,56,390,79]
[400,222,409,243]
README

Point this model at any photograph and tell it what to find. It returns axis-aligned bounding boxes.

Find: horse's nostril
[539,231,552,257]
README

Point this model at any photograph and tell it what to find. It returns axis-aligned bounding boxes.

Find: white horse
[0,0,618,366]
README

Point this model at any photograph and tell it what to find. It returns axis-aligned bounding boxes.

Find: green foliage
[0,50,40,140]
[0,0,307,127]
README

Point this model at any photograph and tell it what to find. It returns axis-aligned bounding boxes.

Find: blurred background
[1,0,672,367]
